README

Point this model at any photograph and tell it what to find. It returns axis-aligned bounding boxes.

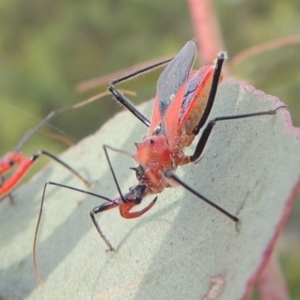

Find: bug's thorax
[132,135,189,193]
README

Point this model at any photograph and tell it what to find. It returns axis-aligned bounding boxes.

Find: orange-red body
[132,65,223,195]
[88,41,228,252]
[0,153,35,197]
[0,152,26,175]
[0,148,88,199]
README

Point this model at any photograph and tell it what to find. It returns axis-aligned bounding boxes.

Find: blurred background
[0,0,299,298]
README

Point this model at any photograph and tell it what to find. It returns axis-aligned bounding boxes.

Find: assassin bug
[34,40,284,284]
[0,91,118,200]
[0,115,88,200]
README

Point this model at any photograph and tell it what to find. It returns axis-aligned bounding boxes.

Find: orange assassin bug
[34,40,284,284]
[0,91,119,200]
[0,114,88,201]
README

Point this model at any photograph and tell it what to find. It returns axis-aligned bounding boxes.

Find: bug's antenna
[14,90,128,153]
[13,112,56,153]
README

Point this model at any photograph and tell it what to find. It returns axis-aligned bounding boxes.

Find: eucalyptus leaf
[0,81,299,300]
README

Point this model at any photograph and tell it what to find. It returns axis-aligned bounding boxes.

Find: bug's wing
[148,40,198,136]
[175,51,226,148]
[179,67,216,133]
[164,65,218,150]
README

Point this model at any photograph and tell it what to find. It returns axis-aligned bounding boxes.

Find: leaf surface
[0,81,299,300]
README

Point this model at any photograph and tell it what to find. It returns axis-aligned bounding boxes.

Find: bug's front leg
[90,201,119,251]
[119,196,157,219]
[90,185,157,250]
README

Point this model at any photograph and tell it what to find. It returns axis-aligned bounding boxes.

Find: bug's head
[0,152,25,175]
[127,184,148,205]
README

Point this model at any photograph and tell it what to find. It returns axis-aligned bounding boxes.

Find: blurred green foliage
[0,0,299,153]
[0,0,192,156]
[0,0,299,298]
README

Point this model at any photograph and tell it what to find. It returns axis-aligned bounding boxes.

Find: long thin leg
[102,145,126,203]
[190,106,285,162]
[102,143,158,211]
[92,142,138,251]
[102,145,157,208]
[0,175,14,203]
[90,188,157,251]
[40,150,89,186]
[33,181,114,286]
[164,169,239,224]
[108,58,173,127]
[192,52,225,136]
[90,203,119,252]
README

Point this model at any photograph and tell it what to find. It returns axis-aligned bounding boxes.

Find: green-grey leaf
[0,81,299,300]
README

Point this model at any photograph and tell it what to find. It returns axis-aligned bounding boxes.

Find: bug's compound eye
[133,194,142,204]
[8,159,15,166]
[128,184,147,204]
